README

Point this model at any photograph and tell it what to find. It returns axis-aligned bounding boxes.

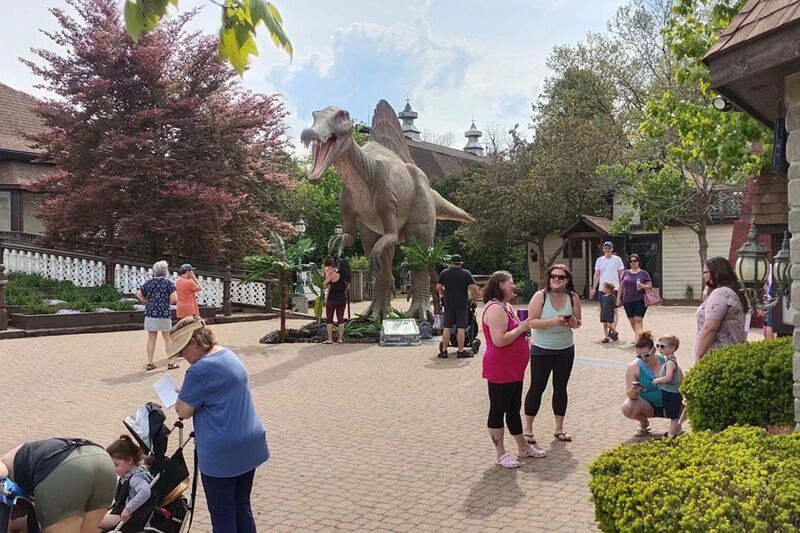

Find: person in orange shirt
[175,264,202,319]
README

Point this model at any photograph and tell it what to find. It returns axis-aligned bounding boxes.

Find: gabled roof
[560,215,612,238]
[705,0,800,60]
[407,138,487,180]
[0,81,46,156]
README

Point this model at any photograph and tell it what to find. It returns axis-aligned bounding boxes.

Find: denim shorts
[661,390,683,419]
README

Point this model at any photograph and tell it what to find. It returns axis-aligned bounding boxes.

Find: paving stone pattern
[0,301,763,532]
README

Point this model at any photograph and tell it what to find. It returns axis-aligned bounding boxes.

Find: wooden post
[0,264,7,331]
[278,269,287,342]
[223,265,232,317]
[104,256,115,285]
[584,238,592,298]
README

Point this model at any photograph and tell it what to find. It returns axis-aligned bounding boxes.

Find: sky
[0,0,628,150]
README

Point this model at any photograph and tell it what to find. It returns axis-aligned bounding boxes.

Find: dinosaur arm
[369,204,399,273]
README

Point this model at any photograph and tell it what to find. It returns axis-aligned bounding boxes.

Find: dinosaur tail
[432,189,474,223]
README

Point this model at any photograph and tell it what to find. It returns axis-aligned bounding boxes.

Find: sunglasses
[656,343,673,349]
[550,274,568,281]
[629,259,639,263]
[635,352,651,359]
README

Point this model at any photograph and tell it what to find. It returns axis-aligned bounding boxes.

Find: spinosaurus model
[301,100,475,320]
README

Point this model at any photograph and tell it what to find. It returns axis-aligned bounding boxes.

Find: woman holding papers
[169,317,268,533]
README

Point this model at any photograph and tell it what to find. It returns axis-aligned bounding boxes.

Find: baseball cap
[450,254,463,264]
[602,241,613,248]
[180,263,194,271]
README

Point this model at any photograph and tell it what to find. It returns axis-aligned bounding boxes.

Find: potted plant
[398,236,451,322]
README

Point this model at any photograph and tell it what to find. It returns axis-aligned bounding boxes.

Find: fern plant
[399,236,451,273]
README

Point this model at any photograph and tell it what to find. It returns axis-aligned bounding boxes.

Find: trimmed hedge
[589,426,800,532]
[682,338,794,431]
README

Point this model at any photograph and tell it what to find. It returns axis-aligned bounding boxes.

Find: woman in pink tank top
[481,271,548,469]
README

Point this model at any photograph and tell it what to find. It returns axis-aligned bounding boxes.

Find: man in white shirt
[590,241,625,340]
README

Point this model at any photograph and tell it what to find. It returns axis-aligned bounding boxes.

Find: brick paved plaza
[0,301,763,532]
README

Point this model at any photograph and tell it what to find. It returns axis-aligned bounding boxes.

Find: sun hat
[167,316,206,358]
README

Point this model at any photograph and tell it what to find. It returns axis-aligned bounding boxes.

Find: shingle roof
[705,0,800,60]
[0,160,52,188]
[407,139,487,180]
[0,82,45,155]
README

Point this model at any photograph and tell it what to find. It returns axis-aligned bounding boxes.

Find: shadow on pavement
[423,355,474,370]
[248,342,373,388]
[102,358,179,385]
[524,444,578,481]
[462,465,524,519]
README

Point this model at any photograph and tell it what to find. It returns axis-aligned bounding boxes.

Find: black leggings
[524,345,575,417]
[487,381,523,435]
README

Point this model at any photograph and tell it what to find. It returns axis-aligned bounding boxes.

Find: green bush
[7,272,58,289]
[683,338,794,431]
[348,255,369,271]
[104,300,135,312]
[28,301,58,315]
[68,298,95,313]
[6,285,43,306]
[589,426,800,532]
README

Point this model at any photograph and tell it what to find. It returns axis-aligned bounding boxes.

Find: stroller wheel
[471,338,481,354]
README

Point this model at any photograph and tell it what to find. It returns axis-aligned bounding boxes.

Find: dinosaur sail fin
[432,189,474,223]
[370,100,415,165]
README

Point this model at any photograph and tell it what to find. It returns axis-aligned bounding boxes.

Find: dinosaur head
[301,107,354,182]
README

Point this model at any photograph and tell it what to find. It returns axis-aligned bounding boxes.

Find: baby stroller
[436,300,482,355]
[0,403,195,533]
[113,402,196,533]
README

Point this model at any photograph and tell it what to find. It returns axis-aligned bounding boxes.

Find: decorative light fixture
[334,223,343,236]
[293,216,307,235]
[735,222,792,311]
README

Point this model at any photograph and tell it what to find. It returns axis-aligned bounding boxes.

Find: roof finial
[464,119,484,156]
[398,99,420,141]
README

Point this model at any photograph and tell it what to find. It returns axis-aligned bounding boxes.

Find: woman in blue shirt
[621,331,666,437]
[170,317,268,533]
[137,260,177,371]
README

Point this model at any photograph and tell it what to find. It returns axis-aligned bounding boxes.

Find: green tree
[608,0,769,277]
[123,0,291,75]
[245,231,315,342]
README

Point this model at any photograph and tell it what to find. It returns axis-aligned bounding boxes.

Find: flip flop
[519,444,547,459]
[495,452,520,469]
[167,361,180,370]
[554,432,573,442]
[146,363,156,371]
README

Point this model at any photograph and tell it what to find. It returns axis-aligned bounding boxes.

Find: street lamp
[735,222,792,311]
[294,216,307,235]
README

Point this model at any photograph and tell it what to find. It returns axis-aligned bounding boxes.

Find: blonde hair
[603,282,614,291]
[659,335,680,349]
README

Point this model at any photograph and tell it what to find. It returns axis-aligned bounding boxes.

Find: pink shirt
[696,286,747,352]
[481,301,530,384]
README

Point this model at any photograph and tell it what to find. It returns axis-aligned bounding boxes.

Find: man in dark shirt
[436,254,480,358]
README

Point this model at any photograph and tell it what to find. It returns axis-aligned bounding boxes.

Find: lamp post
[735,222,792,312]
[292,216,307,299]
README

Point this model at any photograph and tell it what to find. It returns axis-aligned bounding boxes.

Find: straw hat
[167,316,206,358]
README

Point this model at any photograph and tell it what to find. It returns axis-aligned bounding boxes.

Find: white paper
[153,373,179,409]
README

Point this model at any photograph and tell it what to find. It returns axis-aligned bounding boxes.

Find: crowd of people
[0,250,754,530]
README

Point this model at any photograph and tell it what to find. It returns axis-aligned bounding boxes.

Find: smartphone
[632,381,643,390]
[562,315,572,321]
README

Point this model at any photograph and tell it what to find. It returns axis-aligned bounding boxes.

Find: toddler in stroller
[104,402,195,533]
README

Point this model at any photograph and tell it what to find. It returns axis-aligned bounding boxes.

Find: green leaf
[124,1,145,42]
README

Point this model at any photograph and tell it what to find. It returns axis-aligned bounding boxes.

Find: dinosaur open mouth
[308,135,337,179]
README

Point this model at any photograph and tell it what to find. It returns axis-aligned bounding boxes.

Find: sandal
[664,430,685,439]
[519,444,547,459]
[634,425,651,437]
[495,452,520,469]
[523,433,537,445]
[167,361,180,370]
[146,363,156,371]
[324,340,333,344]
[553,432,573,442]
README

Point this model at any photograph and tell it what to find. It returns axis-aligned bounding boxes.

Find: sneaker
[457,351,473,358]
[438,351,449,358]
[601,338,610,344]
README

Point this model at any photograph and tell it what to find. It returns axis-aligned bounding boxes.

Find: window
[0,191,10,231]
[23,193,45,234]
[563,239,583,259]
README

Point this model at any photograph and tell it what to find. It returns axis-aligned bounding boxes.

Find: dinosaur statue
[300,100,475,320]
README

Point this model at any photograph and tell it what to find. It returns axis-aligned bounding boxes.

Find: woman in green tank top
[621,331,665,437]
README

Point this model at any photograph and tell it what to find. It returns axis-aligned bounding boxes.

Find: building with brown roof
[0,81,51,237]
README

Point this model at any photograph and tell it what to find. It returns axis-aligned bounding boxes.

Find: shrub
[6,285,42,306]
[68,298,95,313]
[589,426,800,532]
[7,272,58,289]
[104,300,135,312]
[683,338,794,431]
[28,301,58,315]
[77,283,123,303]
[348,256,369,271]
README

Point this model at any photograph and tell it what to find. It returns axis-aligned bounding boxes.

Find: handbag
[432,312,444,330]
[643,288,662,307]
